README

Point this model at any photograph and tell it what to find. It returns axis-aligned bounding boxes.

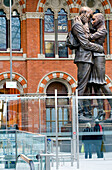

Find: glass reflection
[58,9,67,32]
[44,8,54,32]
[12,11,20,50]
[45,41,55,58]
[58,41,68,58]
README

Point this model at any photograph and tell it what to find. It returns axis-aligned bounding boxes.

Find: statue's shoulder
[72,17,83,28]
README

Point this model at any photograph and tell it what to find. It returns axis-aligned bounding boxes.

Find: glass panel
[45,8,54,15]
[0,10,6,15]
[52,122,55,132]
[45,42,55,58]
[44,9,54,32]
[58,9,67,32]
[59,122,62,132]
[64,108,68,120]
[46,122,50,132]
[46,108,50,121]
[59,108,62,120]
[58,41,68,58]
[51,108,55,121]
[12,17,21,50]
[0,16,6,49]
[44,15,54,32]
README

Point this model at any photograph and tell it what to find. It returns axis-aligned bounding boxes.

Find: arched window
[44,8,68,58]
[0,10,6,50]
[58,9,68,33]
[46,82,69,133]
[44,8,54,32]
[0,9,21,51]
[12,10,21,50]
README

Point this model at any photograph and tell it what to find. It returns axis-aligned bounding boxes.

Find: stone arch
[37,71,77,94]
[37,0,111,14]
[0,72,27,93]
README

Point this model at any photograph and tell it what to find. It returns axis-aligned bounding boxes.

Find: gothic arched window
[44,8,68,58]
[0,8,21,51]
[12,10,21,50]
[58,9,68,33]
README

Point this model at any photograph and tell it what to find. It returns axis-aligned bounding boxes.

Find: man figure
[71,7,104,116]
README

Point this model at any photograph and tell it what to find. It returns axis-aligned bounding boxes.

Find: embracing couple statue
[70,6,112,121]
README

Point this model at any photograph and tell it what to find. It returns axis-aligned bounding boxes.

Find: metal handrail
[16,154,35,170]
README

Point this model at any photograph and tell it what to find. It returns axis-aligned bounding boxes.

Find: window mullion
[55,18,58,56]
[7,19,10,49]
[40,18,43,54]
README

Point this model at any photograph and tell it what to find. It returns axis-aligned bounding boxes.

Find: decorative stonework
[105,14,112,20]
[0,72,27,93]
[38,0,70,19]
[37,0,111,15]
[37,71,77,94]
[26,12,44,19]
[0,0,26,20]
[105,54,112,60]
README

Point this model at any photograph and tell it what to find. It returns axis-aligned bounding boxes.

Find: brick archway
[37,71,77,94]
[37,0,111,14]
[0,72,27,93]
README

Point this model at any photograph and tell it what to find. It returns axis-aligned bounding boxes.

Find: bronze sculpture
[69,7,112,121]
[71,7,104,118]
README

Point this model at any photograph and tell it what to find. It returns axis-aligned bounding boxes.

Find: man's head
[79,6,93,24]
[92,13,105,28]
[86,122,91,128]
[95,119,99,124]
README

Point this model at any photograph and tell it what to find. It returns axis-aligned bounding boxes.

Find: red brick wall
[27,60,77,93]
[26,0,38,12]
[26,18,40,57]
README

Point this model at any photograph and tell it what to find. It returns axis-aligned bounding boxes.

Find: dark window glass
[0,10,6,50]
[12,10,21,50]
[4,0,13,7]
[44,8,54,32]
[45,41,55,58]
[58,41,68,58]
[58,9,67,32]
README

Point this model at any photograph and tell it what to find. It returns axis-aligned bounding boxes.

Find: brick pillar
[21,19,27,54]
[26,18,40,58]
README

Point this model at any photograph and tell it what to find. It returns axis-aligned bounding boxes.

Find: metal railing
[16,154,35,170]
